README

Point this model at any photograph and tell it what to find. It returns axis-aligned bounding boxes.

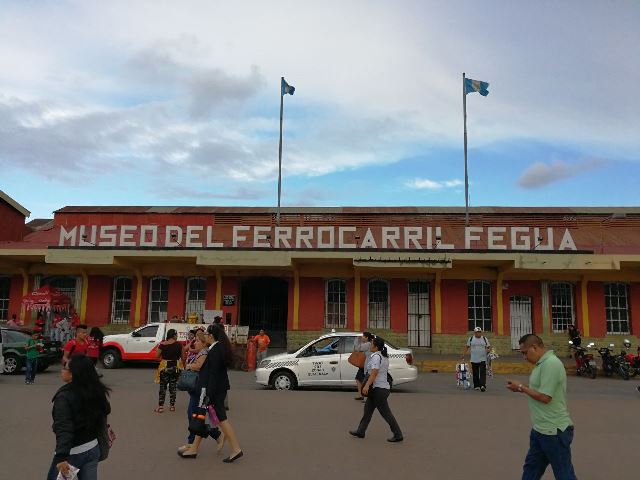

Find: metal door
[510,296,533,349]
[408,281,431,347]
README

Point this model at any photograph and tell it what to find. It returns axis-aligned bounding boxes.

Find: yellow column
[497,272,504,336]
[80,271,89,323]
[134,270,143,327]
[215,270,222,310]
[581,277,590,337]
[354,270,361,332]
[293,268,300,330]
[435,272,442,334]
[20,268,29,324]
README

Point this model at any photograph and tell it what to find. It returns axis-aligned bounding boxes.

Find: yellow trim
[496,272,504,335]
[581,277,590,337]
[435,272,442,334]
[20,268,29,324]
[134,270,143,327]
[215,270,222,309]
[293,268,300,330]
[80,271,89,323]
[354,270,361,331]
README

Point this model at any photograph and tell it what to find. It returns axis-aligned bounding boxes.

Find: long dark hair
[372,337,388,357]
[68,355,111,427]
[89,327,104,341]
[208,324,233,367]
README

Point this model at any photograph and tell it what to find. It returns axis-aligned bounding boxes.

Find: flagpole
[277,77,284,226]
[463,72,469,227]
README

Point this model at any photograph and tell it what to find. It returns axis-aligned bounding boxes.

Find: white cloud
[518,159,605,189]
[407,178,463,190]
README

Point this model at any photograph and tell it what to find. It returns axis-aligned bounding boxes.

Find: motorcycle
[569,341,597,379]
[621,339,639,378]
[596,343,630,380]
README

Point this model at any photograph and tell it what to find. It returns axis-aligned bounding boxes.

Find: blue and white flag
[464,78,489,96]
[281,78,295,96]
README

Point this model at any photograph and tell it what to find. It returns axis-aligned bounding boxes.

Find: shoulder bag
[348,351,366,368]
[97,418,116,462]
[177,369,199,392]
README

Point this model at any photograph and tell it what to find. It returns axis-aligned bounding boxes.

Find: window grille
[605,282,630,334]
[325,279,347,328]
[111,277,132,324]
[368,279,389,329]
[149,277,169,323]
[551,282,575,333]
[468,280,492,331]
[186,277,207,319]
[0,277,10,321]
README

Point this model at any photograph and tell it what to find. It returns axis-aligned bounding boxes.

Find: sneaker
[480,386,486,392]
[474,387,480,391]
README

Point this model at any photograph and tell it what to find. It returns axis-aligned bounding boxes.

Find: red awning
[21,284,71,312]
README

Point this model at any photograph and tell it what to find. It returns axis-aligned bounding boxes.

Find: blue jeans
[47,444,100,480]
[523,427,576,480]
[187,391,220,444]
[25,358,37,383]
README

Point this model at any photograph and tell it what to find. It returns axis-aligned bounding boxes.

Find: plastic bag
[56,464,80,480]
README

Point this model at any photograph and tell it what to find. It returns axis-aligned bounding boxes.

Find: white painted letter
[78,225,97,246]
[206,226,223,247]
[510,227,531,250]
[99,226,117,247]
[165,226,183,247]
[404,227,422,249]
[59,226,77,246]
[295,227,314,248]
[140,225,158,247]
[186,226,203,248]
[275,227,292,248]
[232,226,250,247]
[435,227,454,249]
[360,228,378,249]
[488,227,507,250]
[533,227,554,250]
[120,225,137,247]
[317,227,335,248]
[338,226,356,248]
[465,227,483,249]
[558,229,577,251]
[253,226,271,247]
[382,227,400,249]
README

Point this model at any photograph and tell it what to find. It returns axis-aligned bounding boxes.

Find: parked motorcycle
[595,343,630,380]
[621,339,639,378]
[569,341,597,379]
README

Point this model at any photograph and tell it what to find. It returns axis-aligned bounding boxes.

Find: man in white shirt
[463,327,491,392]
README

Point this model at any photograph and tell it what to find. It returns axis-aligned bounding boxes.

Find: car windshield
[3,329,31,343]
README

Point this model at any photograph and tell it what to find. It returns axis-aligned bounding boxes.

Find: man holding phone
[507,334,576,480]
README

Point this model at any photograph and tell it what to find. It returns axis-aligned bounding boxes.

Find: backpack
[468,336,488,346]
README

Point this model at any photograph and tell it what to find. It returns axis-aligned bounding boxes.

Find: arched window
[325,279,347,328]
[186,277,207,319]
[368,279,389,329]
[468,280,492,331]
[149,277,169,323]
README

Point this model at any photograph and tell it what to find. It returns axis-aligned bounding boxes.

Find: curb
[416,360,576,375]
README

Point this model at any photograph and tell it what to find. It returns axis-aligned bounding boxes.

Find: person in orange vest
[252,329,271,365]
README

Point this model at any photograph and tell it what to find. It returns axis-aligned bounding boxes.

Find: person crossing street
[463,327,491,391]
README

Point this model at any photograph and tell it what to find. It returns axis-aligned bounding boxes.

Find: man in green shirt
[507,334,576,480]
[24,330,43,385]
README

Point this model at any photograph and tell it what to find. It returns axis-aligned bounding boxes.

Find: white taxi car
[255,332,418,390]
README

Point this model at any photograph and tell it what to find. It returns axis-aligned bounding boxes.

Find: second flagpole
[463,72,469,227]
[277,77,284,226]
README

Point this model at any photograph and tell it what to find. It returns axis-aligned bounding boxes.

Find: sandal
[169,406,176,412]
[354,396,364,400]
[154,406,164,413]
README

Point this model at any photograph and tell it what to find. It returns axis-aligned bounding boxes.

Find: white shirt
[366,352,390,390]
[467,335,490,363]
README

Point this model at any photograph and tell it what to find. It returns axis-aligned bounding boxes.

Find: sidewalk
[412,352,576,375]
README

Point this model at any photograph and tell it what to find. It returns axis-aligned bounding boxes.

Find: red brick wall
[204,276,217,310]
[221,277,239,325]
[630,283,640,336]
[0,200,27,241]
[8,275,23,322]
[298,277,325,330]
[167,277,186,319]
[441,280,468,334]
[587,282,606,337]
[390,279,408,333]
[85,276,112,326]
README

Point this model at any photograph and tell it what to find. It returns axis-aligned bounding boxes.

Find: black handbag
[97,418,116,462]
[177,369,199,392]
[188,406,210,437]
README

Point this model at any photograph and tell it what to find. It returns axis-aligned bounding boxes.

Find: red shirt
[64,339,89,356]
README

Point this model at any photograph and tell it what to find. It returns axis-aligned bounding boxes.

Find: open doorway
[239,277,288,348]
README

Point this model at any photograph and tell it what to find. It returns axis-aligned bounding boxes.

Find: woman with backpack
[349,336,403,442]
[47,354,111,480]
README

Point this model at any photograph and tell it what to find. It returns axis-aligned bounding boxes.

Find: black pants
[159,368,179,406]
[356,387,402,438]
[472,361,486,388]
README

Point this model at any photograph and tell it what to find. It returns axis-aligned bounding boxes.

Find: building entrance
[239,277,288,348]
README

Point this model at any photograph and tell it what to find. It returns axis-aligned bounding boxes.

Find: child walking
[25,330,42,384]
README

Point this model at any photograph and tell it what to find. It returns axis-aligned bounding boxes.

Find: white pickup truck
[101,322,206,369]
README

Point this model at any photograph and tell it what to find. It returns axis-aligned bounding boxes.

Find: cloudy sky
[1,0,638,218]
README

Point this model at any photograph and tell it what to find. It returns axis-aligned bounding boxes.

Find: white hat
[473,327,482,332]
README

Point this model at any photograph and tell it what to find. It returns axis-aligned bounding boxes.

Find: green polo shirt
[527,350,573,435]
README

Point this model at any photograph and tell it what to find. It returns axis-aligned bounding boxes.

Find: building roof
[26,219,54,230]
[0,190,30,217]
[53,205,640,215]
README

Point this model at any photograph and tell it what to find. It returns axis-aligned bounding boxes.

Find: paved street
[1,365,637,479]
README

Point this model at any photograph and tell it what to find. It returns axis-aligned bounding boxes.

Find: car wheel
[271,371,296,390]
[3,354,22,375]
[101,349,121,369]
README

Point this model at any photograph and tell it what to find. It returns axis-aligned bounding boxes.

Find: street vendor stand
[21,285,71,336]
